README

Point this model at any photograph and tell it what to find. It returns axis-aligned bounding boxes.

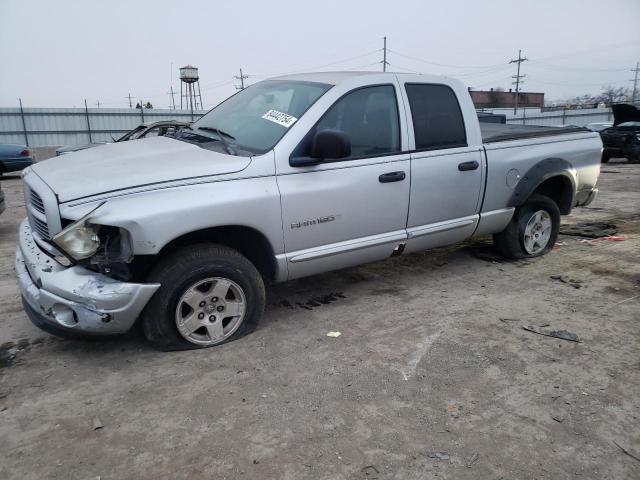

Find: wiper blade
[195,126,236,155]
[196,126,236,140]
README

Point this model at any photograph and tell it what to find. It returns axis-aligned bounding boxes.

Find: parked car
[0,143,34,176]
[16,72,602,351]
[599,104,640,163]
[55,120,190,155]
[585,122,612,133]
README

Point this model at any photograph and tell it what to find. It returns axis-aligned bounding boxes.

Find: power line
[509,49,528,114]
[527,62,629,73]
[532,40,638,63]
[388,48,505,70]
[250,49,381,78]
[345,62,382,71]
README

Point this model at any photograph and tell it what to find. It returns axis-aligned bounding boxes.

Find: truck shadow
[8,238,523,362]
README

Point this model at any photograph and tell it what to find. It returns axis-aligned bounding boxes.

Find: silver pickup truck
[16,72,602,350]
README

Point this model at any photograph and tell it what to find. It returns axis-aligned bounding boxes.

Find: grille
[25,184,51,240]
[30,214,50,239]
[29,190,46,214]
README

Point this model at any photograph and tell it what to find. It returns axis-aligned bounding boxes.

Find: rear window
[405,84,467,150]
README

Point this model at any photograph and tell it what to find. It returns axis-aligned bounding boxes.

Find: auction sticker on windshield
[261,109,298,128]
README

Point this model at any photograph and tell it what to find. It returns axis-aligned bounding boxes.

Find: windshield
[190,80,332,154]
[617,121,640,128]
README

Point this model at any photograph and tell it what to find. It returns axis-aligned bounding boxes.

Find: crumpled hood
[32,136,250,203]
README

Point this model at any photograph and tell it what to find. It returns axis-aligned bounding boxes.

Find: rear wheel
[601,151,611,163]
[493,194,560,259]
[141,244,265,351]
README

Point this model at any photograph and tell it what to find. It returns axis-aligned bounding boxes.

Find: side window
[405,84,467,150]
[314,85,401,159]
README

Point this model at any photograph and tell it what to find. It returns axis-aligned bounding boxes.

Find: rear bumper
[604,145,640,159]
[575,187,598,207]
[16,218,160,337]
[583,188,598,206]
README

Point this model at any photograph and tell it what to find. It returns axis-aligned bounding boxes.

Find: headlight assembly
[52,202,105,261]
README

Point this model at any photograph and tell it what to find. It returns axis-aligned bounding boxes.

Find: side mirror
[312,129,351,160]
[289,129,351,167]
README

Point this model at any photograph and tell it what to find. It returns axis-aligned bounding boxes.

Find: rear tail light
[20,149,30,157]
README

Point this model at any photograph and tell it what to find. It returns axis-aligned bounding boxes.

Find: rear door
[400,81,484,253]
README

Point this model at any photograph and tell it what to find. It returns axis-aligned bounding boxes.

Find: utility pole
[234,68,249,90]
[168,86,176,110]
[382,36,389,72]
[84,99,93,143]
[127,93,133,108]
[631,61,639,105]
[509,49,528,114]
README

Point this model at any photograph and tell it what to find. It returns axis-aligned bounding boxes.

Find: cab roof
[271,71,447,85]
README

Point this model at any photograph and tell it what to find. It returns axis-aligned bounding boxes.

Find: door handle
[458,161,479,171]
[379,171,406,183]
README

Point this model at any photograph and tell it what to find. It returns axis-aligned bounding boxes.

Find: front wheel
[493,194,560,259]
[141,244,265,351]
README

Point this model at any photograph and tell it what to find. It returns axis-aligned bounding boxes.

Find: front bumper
[16,218,160,336]
[575,187,598,207]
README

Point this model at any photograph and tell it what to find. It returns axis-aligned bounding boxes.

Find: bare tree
[597,86,631,106]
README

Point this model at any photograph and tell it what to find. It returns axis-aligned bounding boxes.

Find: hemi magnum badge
[291,215,336,229]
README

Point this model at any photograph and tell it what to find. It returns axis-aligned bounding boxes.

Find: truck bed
[481,123,588,143]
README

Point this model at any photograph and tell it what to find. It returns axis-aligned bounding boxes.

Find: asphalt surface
[0,162,639,480]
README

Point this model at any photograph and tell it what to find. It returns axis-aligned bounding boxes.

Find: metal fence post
[84,99,93,142]
[18,98,29,146]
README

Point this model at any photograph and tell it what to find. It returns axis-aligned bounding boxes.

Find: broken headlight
[52,216,101,261]
[52,202,105,261]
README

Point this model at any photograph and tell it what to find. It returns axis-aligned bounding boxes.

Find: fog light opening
[51,304,78,327]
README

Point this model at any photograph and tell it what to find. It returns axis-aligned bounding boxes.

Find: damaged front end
[16,218,159,336]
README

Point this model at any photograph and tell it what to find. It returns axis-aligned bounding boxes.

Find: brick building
[470,88,544,109]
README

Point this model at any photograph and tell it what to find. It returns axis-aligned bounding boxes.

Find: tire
[601,152,611,163]
[141,243,265,351]
[493,194,560,260]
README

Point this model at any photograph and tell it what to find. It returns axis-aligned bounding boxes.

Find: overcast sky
[1,0,638,109]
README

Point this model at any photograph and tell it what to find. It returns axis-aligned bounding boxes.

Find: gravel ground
[0,163,638,480]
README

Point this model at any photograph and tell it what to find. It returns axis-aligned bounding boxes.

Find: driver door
[276,82,411,280]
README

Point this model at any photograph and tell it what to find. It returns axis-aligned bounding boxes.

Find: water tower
[179,65,204,115]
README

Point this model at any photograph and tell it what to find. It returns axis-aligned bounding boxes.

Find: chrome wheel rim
[523,209,552,255]
[175,277,246,346]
